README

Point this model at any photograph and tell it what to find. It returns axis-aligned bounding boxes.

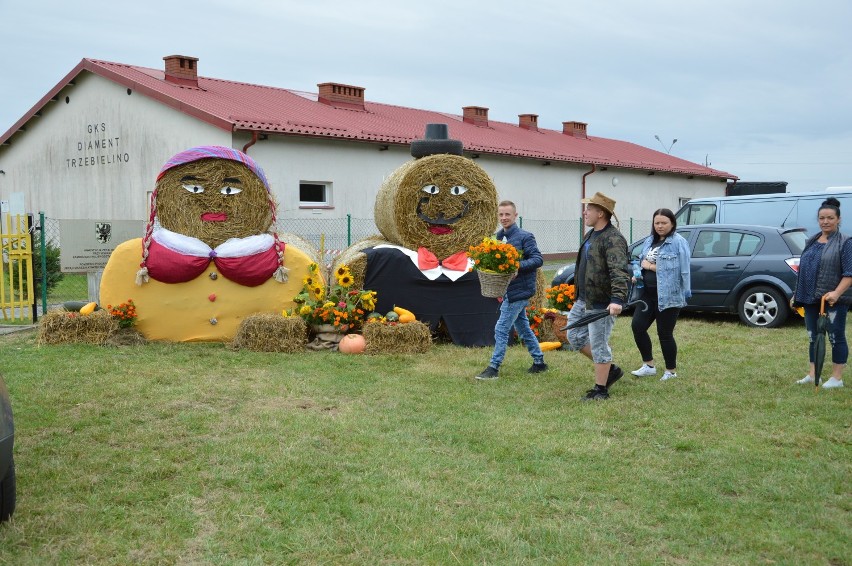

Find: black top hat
[411,123,464,158]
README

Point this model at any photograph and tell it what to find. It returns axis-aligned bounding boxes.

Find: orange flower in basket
[467,237,522,274]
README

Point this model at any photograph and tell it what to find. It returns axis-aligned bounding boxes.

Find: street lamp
[654,135,677,154]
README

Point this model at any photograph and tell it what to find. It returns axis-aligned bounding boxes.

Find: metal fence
[30,213,654,312]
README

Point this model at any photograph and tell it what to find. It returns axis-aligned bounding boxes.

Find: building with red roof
[0,55,735,253]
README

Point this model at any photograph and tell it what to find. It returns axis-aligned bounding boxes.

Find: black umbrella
[813,296,828,390]
[561,299,649,331]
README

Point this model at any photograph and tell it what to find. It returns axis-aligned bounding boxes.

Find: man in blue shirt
[476,201,547,380]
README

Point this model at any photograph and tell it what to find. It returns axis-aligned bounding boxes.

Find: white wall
[0,72,228,220]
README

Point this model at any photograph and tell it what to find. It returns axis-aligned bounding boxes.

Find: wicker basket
[551,312,569,343]
[477,270,513,298]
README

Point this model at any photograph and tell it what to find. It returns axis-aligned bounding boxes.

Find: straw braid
[136,188,158,285]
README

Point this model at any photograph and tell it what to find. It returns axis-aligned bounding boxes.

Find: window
[692,230,762,258]
[299,182,332,208]
[676,203,717,225]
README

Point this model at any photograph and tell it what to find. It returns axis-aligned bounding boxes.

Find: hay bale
[37,309,118,345]
[332,235,389,290]
[232,313,307,352]
[155,158,273,248]
[278,230,321,267]
[532,268,546,308]
[374,154,498,260]
[363,321,432,354]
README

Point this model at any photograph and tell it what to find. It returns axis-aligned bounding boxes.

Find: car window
[736,234,761,256]
[693,230,756,258]
[678,204,717,225]
[782,230,807,254]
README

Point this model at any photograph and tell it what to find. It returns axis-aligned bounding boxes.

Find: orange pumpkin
[339,333,366,354]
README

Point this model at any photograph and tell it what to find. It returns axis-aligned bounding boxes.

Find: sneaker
[475,366,499,380]
[528,362,548,374]
[631,364,657,377]
[606,364,624,387]
[582,387,609,401]
[796,375,815,384]
[660,371,678,381]
[822,377,844,389]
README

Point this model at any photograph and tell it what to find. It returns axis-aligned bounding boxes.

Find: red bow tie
[417,247,469,271]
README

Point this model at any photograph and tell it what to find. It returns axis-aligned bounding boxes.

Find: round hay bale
[156,159,273,248]
[363,321,432,355]
[278,230,322,267]
[37,309,118,345]
[332,235,389,290]
[374,154,498,260]
[232,313,307,352]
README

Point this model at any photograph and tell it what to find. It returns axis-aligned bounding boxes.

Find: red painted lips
[428,226,453,235]
[201,212,228,222]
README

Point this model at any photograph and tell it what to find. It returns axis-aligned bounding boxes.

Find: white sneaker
[660,371,678,381]
[822,377,844,389]
[631,364,657,377]
[796,375,814,384]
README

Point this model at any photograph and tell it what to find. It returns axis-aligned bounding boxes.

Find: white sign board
[59,219,144,272]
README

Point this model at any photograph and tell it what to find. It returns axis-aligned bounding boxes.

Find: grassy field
[0,311,848,565]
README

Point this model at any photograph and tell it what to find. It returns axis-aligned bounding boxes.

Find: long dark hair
[650,208,677,240]
[819,197,841,218]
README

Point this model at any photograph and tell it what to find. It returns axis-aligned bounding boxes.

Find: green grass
[0,315,849,565]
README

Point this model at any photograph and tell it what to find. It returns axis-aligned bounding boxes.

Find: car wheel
[737,285,789,328]
[0,459,15,522]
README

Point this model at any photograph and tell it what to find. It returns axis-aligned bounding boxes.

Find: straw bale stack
[37,310,118,345]
[363,321,432,354]
[232,314,307,352]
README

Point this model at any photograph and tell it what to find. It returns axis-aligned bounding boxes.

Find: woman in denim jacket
[630,208,692,381]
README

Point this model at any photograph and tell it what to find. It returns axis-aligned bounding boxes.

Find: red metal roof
[1,58,736,180]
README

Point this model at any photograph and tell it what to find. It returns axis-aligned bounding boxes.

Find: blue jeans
[803,303,849,364]
[488,298,544,368]
[566,299,616,364]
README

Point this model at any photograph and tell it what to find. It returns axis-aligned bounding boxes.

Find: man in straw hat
[565,192,630,400]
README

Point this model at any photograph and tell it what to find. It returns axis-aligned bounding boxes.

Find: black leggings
[631,286,681,370]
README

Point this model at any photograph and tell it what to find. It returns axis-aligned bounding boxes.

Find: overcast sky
[2,0,850,192]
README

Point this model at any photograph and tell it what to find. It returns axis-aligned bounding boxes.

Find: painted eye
[182,184,204,194]
[421,185,439,195]
[450,185,468,195]
[220,186,242,195]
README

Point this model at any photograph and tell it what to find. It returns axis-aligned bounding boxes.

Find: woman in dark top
[793,197,852,389]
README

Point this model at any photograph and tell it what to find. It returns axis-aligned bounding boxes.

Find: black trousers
[631,286,682,370]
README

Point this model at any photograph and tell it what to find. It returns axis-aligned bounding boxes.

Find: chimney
[317,82,365,110]
[519,114,538,132]
[562,121,588,139]
[463,106,489,127]
[163,55,199,87]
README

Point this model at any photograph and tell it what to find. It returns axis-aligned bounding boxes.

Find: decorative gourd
[539,341,562,352]
[79,302,98,316]
[339,333,366,354]
[393,305,416,323]
[385,311,400,322]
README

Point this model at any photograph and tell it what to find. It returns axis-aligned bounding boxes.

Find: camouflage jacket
[577,222,629,306]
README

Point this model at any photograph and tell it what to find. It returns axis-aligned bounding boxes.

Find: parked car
[551,224,807,328]
[0,372,15,522]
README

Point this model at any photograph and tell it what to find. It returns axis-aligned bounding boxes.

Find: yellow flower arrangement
[286,263,377,331]
[466,237,522,273]
[546,283,576,312]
